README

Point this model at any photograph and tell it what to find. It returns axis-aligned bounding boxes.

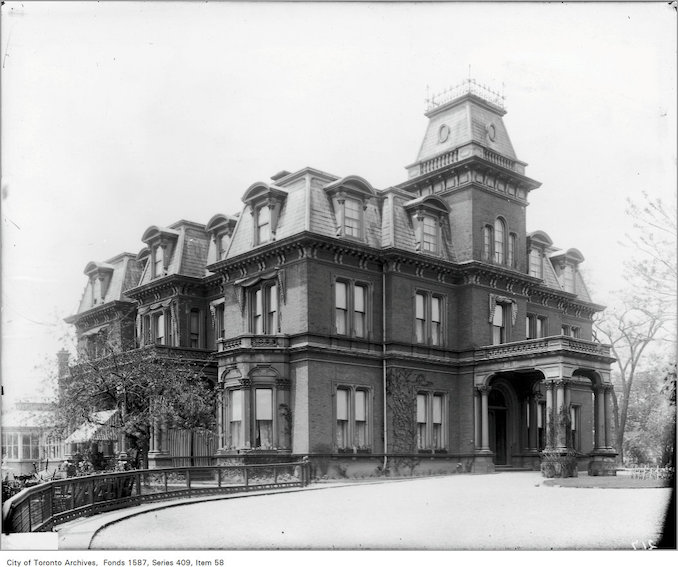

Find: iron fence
[2,460,310,533]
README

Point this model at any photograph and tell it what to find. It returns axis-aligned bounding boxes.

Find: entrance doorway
[489,389,509,465]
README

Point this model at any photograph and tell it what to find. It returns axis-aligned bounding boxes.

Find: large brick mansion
[65,80,617,477]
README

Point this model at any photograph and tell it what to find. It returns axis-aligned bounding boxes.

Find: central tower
[399,79,541,269]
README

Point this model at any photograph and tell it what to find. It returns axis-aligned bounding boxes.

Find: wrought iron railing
[2,460,310,533]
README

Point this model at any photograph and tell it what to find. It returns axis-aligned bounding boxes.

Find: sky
[1,1,676,404]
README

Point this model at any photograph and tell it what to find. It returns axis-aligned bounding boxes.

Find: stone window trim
[324,175,377,242]
[206,214,238,261]
[416,390,448,451]
[189,307,202,349]
[141,226,180,280]
[332,383,373,453]
[137,299,175,346]
[333,277,372,339]
[243,182,287,246]
[488,294,517,326]
[414,289,445,347]
[234,269,286,318]
[84,262,114,307]
[526,313,548,339]
[404,196,449,257]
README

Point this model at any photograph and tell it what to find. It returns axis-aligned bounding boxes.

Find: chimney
[57,349,70,379]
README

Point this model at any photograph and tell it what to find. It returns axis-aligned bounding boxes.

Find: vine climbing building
[66,80,617,477]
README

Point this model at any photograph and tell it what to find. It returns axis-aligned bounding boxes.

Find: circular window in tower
[438,123,450,143]
[486,123,497,142]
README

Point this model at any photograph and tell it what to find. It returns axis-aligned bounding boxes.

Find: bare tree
[597,303,665,463]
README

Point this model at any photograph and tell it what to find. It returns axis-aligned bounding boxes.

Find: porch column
[544,381,554,449]
[521,396,529,451]
[555,380,567,450]
[151,418,159,453]
[217,385,225,450]
[603,384,615,450]
[594,385,606,450]
[473,388,481,450]
[479,385,490,451]
[528,393,539,451]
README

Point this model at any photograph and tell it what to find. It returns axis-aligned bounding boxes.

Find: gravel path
[89,472,671,550]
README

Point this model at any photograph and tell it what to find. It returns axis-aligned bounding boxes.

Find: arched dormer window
[403,195,449,257]
[84,261,114,306]
[324,176,376,242]
[141,226,180,279]
[206,214,238,262]
[242,182,287,247]
[526,231,554,280]
[550,248,585,294]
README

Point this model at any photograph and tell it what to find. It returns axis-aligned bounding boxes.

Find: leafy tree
[55,343,217,469]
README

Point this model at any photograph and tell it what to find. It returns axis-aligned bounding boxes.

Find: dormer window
[206,214,238,263]
[529,249,542,278]
[153,245,164,278]
[404,195,448,257]
[422,216,438,254]
[343,197,362,238]
[324,176,377,242]
[242,182,287,248]
[256,203,271,244]
[83,261,114,307]
[141,225,180,280]
[549,247,584,294]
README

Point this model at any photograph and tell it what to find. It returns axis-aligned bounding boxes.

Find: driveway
[84,472,672,550]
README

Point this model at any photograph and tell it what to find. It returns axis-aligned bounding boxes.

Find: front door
[489,389,509,466]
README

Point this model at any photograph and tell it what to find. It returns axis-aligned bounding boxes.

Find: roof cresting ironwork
[425,78,505,112]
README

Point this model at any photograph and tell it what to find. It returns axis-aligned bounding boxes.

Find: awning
[79,324,109,338]
[64,409,119,444]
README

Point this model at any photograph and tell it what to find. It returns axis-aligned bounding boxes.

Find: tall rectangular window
[344,198,361,238]
[432,395,443,449]
[2,432,19,460]
[252,283,277,335]
[22,433,39,460]
[255,389,273,449]
[536,316,545,338]
[257,204,271,244]
[431,297,442,346]
[336,388,350,449]
[571,326,580,339]
[154,312,165,345]
[153,246,164,278]
[494,219,506,264]
[215,304,225,344]
[229,390,242,448]
[422,216,438,253]
[335,281,348,335]
[354,389,367,448]
[561,325,571,336]
[508,233,516,268]
[526,315,534,339]
[529,249,542,278]
[483,226,493,261]
[416,394,427,450]
[190,309,200,348]
[415,293,426,344]
[492,304,506,345]
[335,280,369,338]
[353,285,366,338]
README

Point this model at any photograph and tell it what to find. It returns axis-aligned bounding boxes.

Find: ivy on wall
[386,368,431,453]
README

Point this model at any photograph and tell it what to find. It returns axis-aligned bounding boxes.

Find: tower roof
[407,79,523,179]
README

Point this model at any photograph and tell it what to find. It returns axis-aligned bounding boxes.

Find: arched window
[494,218,506,264]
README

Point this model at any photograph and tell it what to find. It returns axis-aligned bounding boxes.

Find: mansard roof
[69,252,141,319]
[135,220,211,286]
